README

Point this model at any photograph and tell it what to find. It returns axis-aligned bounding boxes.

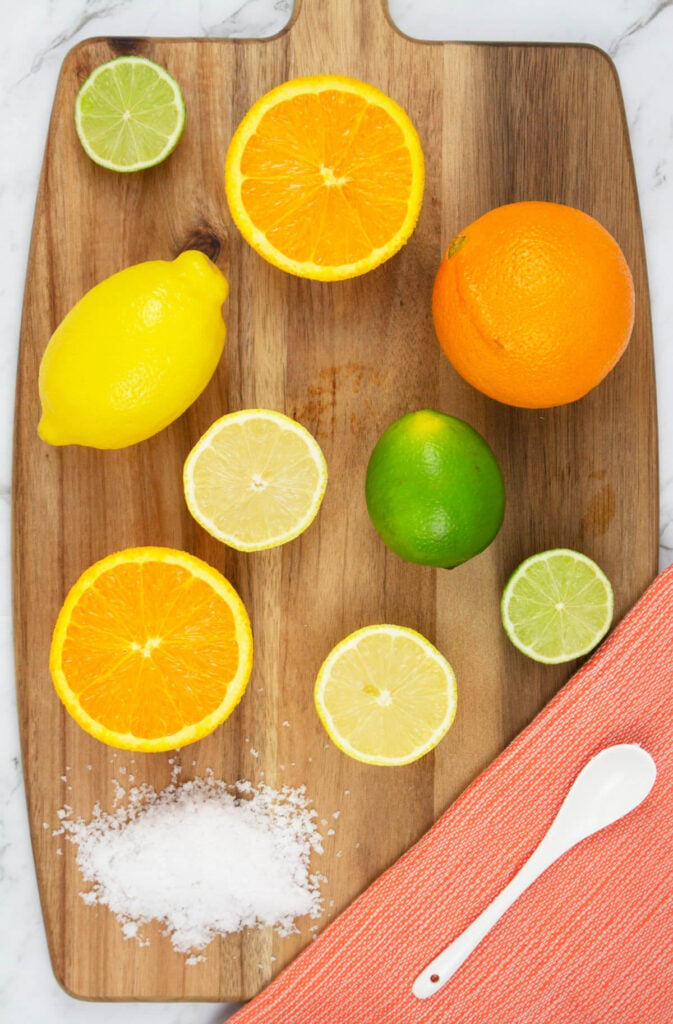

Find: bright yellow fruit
[38,250,228,449]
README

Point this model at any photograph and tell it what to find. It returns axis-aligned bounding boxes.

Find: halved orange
[50,547,253,752]
[225,75,425,280]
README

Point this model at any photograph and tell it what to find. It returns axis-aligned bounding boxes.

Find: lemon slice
[75,56,186,172]
[501,548,614,664]
[314,625,457,766]
[184,409,328,551]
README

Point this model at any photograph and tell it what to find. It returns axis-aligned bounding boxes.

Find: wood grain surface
[12,0,658,1002]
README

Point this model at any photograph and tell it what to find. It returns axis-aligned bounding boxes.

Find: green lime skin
[365,410,505,568]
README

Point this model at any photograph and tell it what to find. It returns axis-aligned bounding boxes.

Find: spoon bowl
[546,743,656,852]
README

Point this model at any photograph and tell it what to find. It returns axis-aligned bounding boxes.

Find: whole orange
[432,201,635,408]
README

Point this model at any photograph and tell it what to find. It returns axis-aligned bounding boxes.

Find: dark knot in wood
[178,227,223,263]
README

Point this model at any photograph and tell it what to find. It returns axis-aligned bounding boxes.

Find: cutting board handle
[291,0,397,42]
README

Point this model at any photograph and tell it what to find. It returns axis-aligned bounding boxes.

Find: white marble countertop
[1,1,671,1021]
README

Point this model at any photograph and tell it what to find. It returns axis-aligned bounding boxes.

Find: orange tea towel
[231,566,673,1023]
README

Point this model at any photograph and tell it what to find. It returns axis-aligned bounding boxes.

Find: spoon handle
[412,837,558,999]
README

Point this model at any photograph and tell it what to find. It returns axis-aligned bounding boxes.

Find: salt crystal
[60,775,67,783]
[282,721,290,728]
[250,748,260,759]
[332,811,340,820]
[327,829,335,836]
[58,776,324,956]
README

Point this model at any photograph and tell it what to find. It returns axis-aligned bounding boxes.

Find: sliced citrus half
[75,56,186,172]
[501,548,614,664]
[225,75,425,280]
[183,409,328,551]
[50,547,253,751]
[314,625,457,766]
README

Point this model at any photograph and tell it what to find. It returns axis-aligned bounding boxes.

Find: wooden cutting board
[12,0,658,1002]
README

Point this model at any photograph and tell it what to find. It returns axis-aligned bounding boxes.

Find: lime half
[75,56,186,172]
[501,548,614,664]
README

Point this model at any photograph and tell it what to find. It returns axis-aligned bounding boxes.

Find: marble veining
[1,1,671,1021]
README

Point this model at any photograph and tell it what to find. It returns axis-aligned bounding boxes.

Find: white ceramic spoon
[412,743,656,1000]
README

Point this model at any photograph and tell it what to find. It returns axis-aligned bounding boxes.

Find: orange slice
[225,75,425,280]
[50,547,253,752]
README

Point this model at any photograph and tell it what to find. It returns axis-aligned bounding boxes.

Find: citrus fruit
[314,624,457,766]
[365,409,505,568]
[75,56,186,172]
[224,75,424,280]
[50,547,253,751]
[432,201,635,408]
[501,548,614,664]
[183,409,328,551]
[38,250,228,449]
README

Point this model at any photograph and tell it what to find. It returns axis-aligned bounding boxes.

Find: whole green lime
[365,410,505,568]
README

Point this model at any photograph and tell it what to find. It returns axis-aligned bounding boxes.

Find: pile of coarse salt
[57,774,324,958]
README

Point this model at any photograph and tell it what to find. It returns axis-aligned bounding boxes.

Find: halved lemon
[314,624,457,766]
[183,409,328,551]
[50,547,253,751]
[225,75,425,280]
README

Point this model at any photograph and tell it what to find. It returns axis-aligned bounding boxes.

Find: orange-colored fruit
[225,75,425,280]
[50,547,253,751]
[432,201,635,408]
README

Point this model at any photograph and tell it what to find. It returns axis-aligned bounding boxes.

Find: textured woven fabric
[231,567,673,1023]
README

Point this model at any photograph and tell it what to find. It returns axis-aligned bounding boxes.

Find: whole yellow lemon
[38,250,228,449]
